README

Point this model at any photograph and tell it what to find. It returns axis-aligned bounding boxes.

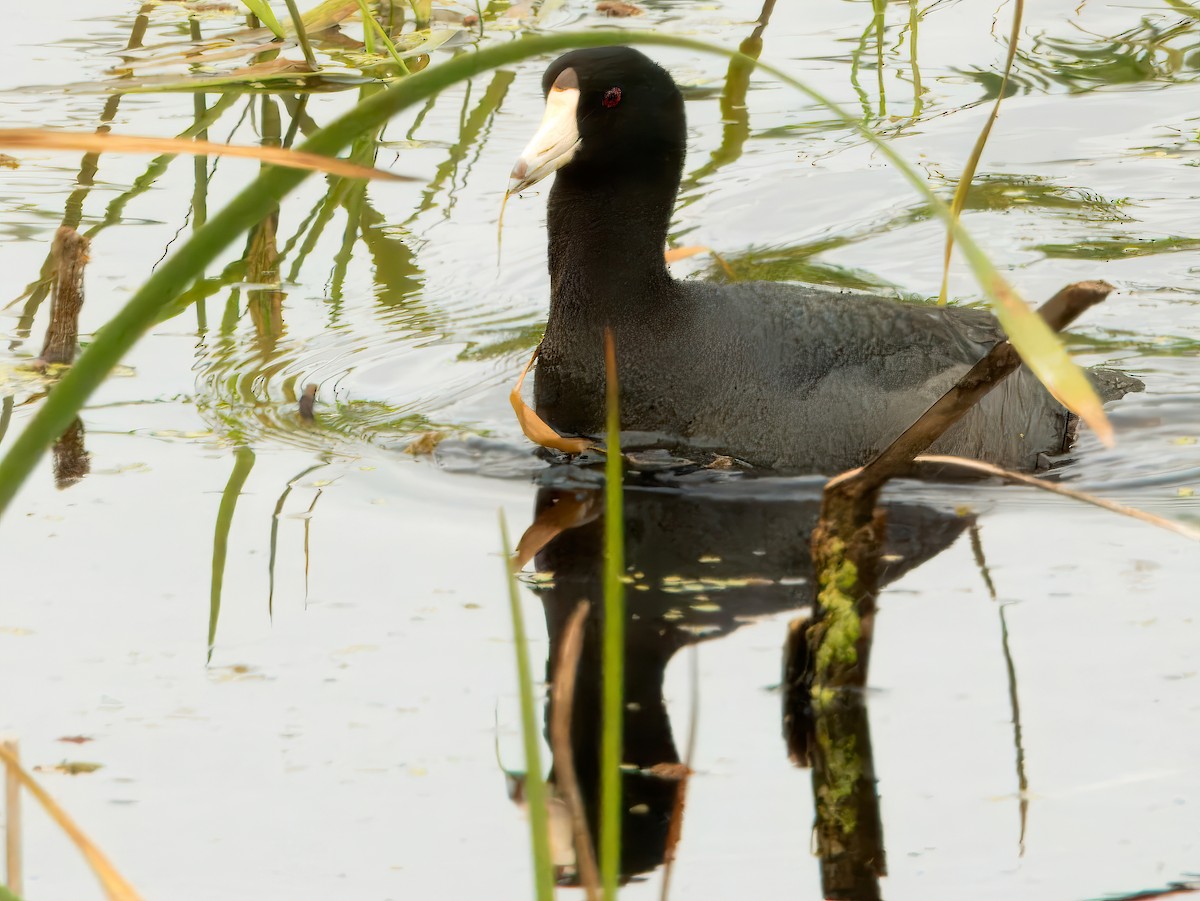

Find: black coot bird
[509,47,1140,473]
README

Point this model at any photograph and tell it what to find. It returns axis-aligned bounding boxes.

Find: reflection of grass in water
[208,446,255,663]
[702,245,895,293]
[691,172,1128,294]
[1000,14,1200,93]
[1062,328,1200,358]
[268,461,326,618]
[1034,235,1200,260]
[458,321,546,361]
[949,174,1132,219]
[500,513,556,901]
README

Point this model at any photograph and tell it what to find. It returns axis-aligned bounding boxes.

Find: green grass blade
[281,0,319,69]
[0,29,1110,520]
[410,0,433,29]
[601,330,625,901]
[356,0,412,74]
[500,514,556,901]
[0,743,142,901]
[240,0,286,38]
[0,885,25,901]
[209,447,255,663]
[355,0,377,55]
[937,0,1024,304]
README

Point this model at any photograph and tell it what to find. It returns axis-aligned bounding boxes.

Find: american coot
[509,47,1141,473]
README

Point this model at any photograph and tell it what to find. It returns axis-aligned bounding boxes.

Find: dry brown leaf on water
[405,431,449,455]
[596,0,643,15]
[109,39,282,72]
[293,0,360,33]
[0,742,142,901]
[56,735,94,745]
[510,348,593,455]
[187,1,240,13]
[664,244,735,277]
[0,129,412,182]
[35,760,103,775]
[227,57,317,78]
[663,244,709,263]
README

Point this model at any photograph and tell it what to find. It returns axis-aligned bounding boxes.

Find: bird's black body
[524,47,1140,473]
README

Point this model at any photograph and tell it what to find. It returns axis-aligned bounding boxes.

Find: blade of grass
[601,328,624,901]
[357,0,377,55]
[281,0,320,69]
[0,30,1109,519]
[241,0,286,38]
[356,0,412,74]
[913,454,1200,542]
[0,129,407,182]
[410,0,432,29]
[937,0,1023,304]
[500,513,556,901]
[0,743,142,901]
[3,739,20,897]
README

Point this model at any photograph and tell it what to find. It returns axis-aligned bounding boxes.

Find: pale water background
[1,0,1199,898]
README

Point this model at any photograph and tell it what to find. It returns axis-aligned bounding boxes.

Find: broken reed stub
[36,226,91,369]
[53,418,90,490]
[298,384,318,421]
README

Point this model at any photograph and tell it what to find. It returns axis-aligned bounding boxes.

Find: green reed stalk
[239,0,285,38]
[356,0,377,55]
[356,0,411,74]
[0,29,1108,519]
[938,0,1024,303]
[601,330,625,901]
[501,514,556,901]
[282,0,319,69]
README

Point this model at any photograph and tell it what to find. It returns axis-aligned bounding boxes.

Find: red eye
[602,87,622,108]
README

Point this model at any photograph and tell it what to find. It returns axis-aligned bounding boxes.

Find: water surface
[1,1,1198,898]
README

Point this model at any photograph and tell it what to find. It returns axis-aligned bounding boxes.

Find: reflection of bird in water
[515,466,970,882]
[508,47,1141,473]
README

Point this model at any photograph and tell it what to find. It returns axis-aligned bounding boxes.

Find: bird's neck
[545,166,678,329]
